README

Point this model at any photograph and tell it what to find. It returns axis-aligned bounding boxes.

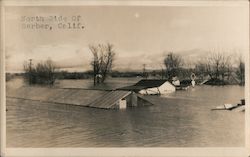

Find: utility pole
[159,64,164,80]
[143,64,147,79]
[161,68,164,80]
[28,59,32,84]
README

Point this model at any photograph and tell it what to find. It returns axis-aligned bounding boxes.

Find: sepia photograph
[1,1,249,156]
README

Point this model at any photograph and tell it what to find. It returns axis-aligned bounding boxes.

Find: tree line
[22,43,245,86]
[163,51,245,85]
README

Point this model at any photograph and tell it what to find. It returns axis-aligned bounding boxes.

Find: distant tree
[219,54,232,81]
[89,45,100,85]
[194,51,235,84]
[236,56,245,85]
[207,52,223,79]
[200,51,232,80]
[195,61,206,80]
[164,52,183,79]
[23,59,57,85]
[89,43,115,85]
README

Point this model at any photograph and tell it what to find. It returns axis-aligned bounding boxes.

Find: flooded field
[6,77,245,147]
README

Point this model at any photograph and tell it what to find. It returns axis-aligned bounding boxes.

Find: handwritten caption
[20,15,85,30]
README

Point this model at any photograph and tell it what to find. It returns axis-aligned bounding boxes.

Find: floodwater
[6,77,245,147]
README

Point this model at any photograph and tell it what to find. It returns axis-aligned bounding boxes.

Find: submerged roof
[87,90,131,109]
[7,86,130,109]
[117,85,146,91]
[118,79,169,91]
[134,79,168,88]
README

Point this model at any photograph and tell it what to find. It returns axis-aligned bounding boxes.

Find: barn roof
[118,79,169,91]
[7,87,130,109]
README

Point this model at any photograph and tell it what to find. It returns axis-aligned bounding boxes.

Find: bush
[24,59,56,85]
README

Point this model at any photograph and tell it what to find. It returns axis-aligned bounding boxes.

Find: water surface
[6,78,245,147]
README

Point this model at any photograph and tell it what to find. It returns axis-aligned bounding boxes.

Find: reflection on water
[6,78,245,147]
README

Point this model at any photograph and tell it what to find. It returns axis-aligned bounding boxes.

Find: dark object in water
[180,79,192,86]
[241,99,245,105]
[175,85,189,90]
[204,78,229,86]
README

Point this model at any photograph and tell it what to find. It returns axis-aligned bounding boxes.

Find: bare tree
[202,51,232,80]
[89,43,115,85]
[89,45,100,85]
[194,51,233,83]
[207,52,223,79]
[219,53,232,81]
[195,61,206,80]
[236,55,245,85]
[164,52,183,79]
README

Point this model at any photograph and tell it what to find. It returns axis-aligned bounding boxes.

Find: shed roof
[134,79,168,88]
[118,79,169,91]
[87,90,131,109]
[7,86,131,109]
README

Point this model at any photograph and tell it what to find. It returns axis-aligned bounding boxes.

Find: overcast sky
[5,5,249,72]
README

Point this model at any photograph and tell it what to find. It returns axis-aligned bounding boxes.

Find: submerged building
[7,86,153,109]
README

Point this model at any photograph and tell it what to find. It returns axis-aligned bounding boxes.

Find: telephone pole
[143,64,147,79]
[28,59,32,84]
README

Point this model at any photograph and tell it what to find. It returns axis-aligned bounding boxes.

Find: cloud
[6,45,247,73]
[4,44,211,72]
[112,49,165,71]
[6,44,93,72]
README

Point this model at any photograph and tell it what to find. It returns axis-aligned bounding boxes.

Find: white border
[0,0,249,7]
[1,1,249,157]
[4,148,250,157]
[245,4,250,155]
[0,3,6,157]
